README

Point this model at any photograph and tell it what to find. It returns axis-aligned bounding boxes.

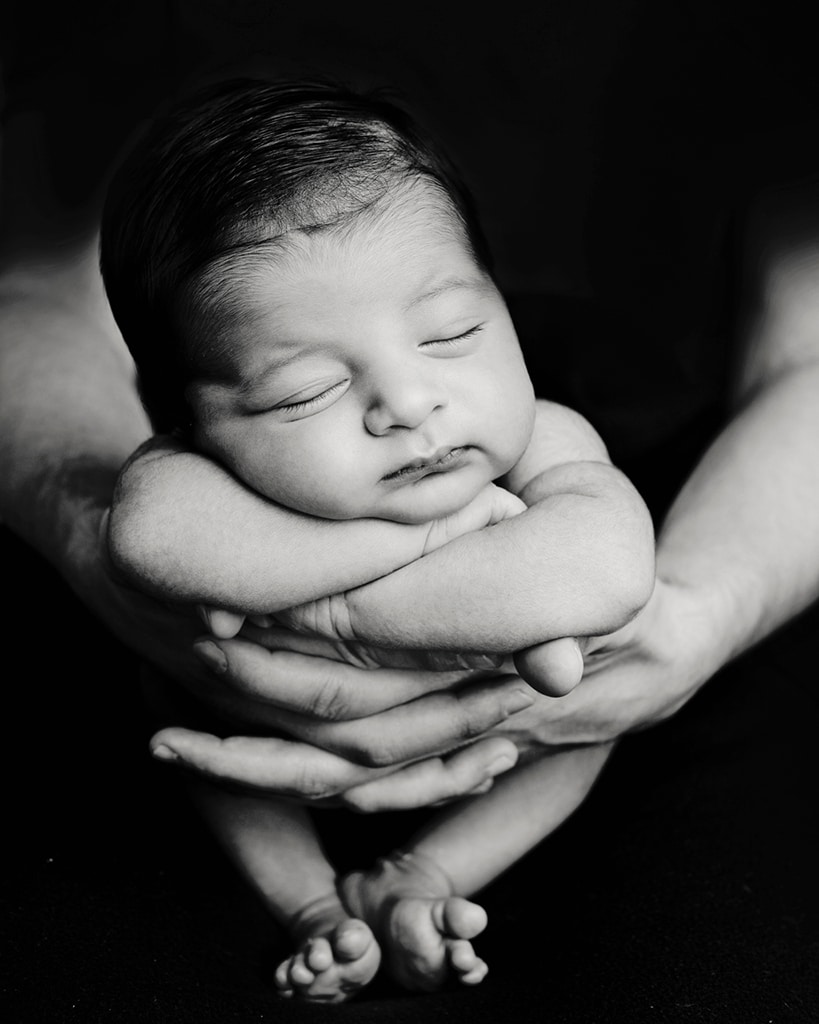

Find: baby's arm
[107,434,524,613]
[285,401,655,673]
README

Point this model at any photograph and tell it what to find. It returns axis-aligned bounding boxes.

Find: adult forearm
[655,363,819,672]
[0,256,150,589]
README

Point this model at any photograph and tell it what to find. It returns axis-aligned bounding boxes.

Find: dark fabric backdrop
[1,2,818,1021]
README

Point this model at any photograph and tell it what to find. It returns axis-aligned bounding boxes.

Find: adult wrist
[56,468,120,611]
[653,556,757,690]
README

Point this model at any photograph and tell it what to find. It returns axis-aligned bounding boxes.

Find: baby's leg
[341,848,489,991]
[341,742,613,992]
[190,782,380,1003]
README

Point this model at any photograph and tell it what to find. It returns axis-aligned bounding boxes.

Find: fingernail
[151,744,179,762]
[470,778,495,795]
[504,687,535,713]
[476,653,504,669]
[193,639,227,674]
[487,754,516,777]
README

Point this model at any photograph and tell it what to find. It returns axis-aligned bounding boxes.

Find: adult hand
[155,575,719,812]
[321,576,717,810]
[488,575,722,755]
[81,507,529,808]
[147,632,534,806]
[147,615,596,806]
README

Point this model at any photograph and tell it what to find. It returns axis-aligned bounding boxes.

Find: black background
[1,2,818,1020]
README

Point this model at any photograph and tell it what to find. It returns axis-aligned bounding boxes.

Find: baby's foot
[341,851,489,992]
[275,895,381,1003]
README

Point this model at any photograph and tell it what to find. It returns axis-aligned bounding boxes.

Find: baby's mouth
[383,446,468,482]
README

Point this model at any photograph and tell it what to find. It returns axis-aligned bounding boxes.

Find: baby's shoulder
[502,399,611,494]
[529,398,610,463]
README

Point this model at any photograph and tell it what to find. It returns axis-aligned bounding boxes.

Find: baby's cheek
[288,445,371,519]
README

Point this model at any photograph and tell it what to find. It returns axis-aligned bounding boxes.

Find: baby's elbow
[604,509,656,625]
[615,550,656,624]
[106,500,155,586]
[586,560,653,637]
[106,473,170,590]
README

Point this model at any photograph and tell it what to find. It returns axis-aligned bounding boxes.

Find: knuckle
[461,713,491,742]
[305,671,350,721]
[293,767,339,802]
[448,693,490,742]
[355,739,397,769]
[340,640,380,669]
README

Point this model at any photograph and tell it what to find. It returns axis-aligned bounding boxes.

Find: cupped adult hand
[156,576,720,812]
[487,576,721,757]
[148,626,535,808]
[147,613,597,807]
[332,576,719,810]
[91,507,530,806]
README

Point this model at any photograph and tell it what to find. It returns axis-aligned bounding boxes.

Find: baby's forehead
[193,180,479,315]
[245,177,468,263]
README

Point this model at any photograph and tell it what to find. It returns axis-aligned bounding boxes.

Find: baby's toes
[275,951,314,995]
[440,896,488,940]
[333,919,374,962]
[274,955,294,995]
[449,939,488,986]
[304,937,334,973]
[275,957,296,996]
[460,959,488,986]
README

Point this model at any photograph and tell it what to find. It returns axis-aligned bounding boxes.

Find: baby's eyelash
[277,380,348,412]
[426,324,484,348]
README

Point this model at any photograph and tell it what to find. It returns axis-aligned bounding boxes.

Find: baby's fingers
[423,483,526,554]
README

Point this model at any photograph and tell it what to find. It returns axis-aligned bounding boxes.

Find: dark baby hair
[100,75,494,434]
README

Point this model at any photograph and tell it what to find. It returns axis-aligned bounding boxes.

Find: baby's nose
[363,370,446,435]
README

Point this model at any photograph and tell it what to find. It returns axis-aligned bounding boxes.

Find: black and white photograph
[1,2,817,1021]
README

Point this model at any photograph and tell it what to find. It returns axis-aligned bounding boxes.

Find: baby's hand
[513,637,585,697]
[422,483,526,556]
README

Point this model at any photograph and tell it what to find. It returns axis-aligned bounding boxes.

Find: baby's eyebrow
[403,275,488,311]
[234,345,307,395]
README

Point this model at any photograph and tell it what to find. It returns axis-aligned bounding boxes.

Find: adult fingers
[193,635,478,718]
[149,673,536,781]
[338,736,520,812]
[268,676,536,766]
[149,728,521,809]
[149,728,394,799]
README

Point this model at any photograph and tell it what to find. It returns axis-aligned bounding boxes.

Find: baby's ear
[197,605,246,639]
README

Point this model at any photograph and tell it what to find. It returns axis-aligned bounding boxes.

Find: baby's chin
[365,477,492,525]
[280,464,497,523]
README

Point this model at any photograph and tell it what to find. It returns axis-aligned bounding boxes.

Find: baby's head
[101,77,535,523]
